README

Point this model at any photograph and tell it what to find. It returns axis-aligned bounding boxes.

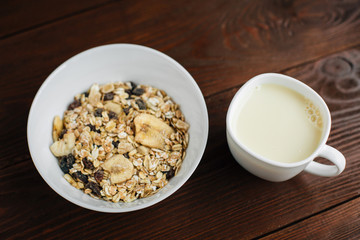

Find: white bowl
[27,44,208,212]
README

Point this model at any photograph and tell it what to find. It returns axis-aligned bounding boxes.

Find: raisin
[112,140,120,148]
[72,171,88,183]
[94,108,103,117]
[133,88,145,96]
[104,92,114,101]
[108,111,117,120]
[130,81,137,90]
[59,160,68,173]
[97,108,104,115]
[125,89,133,96]
[58,129,67,139]
[123,107,131,115]
[94,170,104,183]
[123,153,129,159]
[163,168,175,180]
[59,154,75,173]
[87,124,101,133]
[67,99,81,110]
[82,158,94,170]
[136,99,146,110]
[87,124,96,132]
[83,91,89,97]
[85,182,102,197]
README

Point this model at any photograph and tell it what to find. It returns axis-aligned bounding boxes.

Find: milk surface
[235,84,323,163]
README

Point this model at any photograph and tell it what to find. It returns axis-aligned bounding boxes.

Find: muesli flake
[50,82,189,203]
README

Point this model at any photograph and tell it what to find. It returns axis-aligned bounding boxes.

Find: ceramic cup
[226,73,346,182]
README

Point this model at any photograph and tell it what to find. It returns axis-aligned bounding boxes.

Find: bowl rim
[27,43,209,212]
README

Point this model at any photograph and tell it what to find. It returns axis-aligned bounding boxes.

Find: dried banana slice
[50,132,75,157]
[102,154,134,184]
[52,115,63,141]
[134,113,174,150]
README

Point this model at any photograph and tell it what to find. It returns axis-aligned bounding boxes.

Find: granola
[50,82,189,202]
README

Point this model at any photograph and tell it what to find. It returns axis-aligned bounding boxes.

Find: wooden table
[1,0,360,239]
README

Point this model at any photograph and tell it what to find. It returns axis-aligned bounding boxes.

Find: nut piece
[88,84,101,106]
[137,145,149,155]
[134,113,174,150]
[117,142,134,154]
[52,115,63,141]
[50,132,75,157]
[102,154,134,184]
[101,83,114,93]
[175,119,190,131]
[104,102,122,115]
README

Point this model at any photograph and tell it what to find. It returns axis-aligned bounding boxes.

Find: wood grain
[1,48,359,239]
[0,0,111,39]
[1,0,360,171]
[1,0,360,99]
[1,0,360,239]
[260,197,360,240]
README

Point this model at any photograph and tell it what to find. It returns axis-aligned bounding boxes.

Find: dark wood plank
[1,48,359,239]
[0,0,360,99]
[1,0,360,170]
[0,0,111,38]
[1,0,360,239]
[191,48,360,239]
[261,198,360,240]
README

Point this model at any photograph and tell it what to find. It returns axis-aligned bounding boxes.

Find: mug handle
[304,145,346,177]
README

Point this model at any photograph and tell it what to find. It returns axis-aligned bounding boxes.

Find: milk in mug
[234,84,324,163]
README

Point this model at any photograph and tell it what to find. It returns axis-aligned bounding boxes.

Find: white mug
[226,73,346,182]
